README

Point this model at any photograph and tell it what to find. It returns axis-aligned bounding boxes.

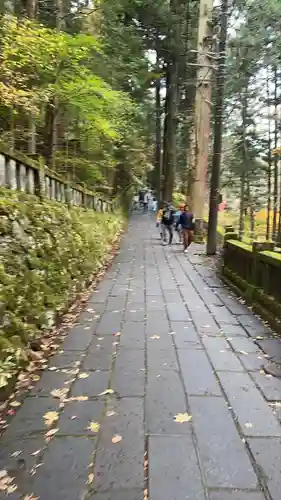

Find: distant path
[0,214,280,500]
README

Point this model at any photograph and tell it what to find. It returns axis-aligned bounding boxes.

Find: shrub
[0,188,124,386]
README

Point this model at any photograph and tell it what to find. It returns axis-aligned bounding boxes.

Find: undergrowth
[0,188,124,387]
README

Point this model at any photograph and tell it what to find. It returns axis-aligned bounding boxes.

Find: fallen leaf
[31,449,42,457]
[174,413,192,423]
[255,336,264,341]
[66,396,88,402]
[99,389,114,396]
[45,428,59,438]
[9,401,21,408]
[87,473,94,484]
[71,416,77,420]
[7,484,18,494]
[245,422,253,428]
[238,350,248,356]
[114,332,121,337]
[150,335,160,340]
[112,435,122,444]
[87,422,100,433]
[50,388,68,400]
[23,495,39,500]
[43,411,59,427]
[10,450,22,458]
[0,470,8,480]
[106,411,116,417]
[78,372,89,379]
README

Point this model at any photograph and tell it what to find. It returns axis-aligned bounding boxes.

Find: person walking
[176,205,194,253]
[161,202,175,245]
[173,203,185,244]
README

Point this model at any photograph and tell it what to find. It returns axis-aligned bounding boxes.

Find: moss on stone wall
[0,188,124,386]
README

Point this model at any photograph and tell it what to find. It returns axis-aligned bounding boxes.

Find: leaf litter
[174,413,192,423]
[87,422,100,433]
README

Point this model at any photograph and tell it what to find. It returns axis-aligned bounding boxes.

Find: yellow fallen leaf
[78,373,89,379]
[174,413,192,423]
[87,473,94,484]
[150,335,160,340]
[99,389,114,396]
[7,484,18,494]
[87,422,100,433]
[112,435,122,444]
[43,411,59,427]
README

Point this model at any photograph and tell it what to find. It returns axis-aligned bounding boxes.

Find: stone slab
[82,350,113,371]
[191,311,221,336]
[254,338,281,363]
[209,305,239,325]
[147,345,178,373]
[124,302,146,322]
[31,371,74,396]
[189,396,258,489]
[61,327,93,351]
[96,312,123,335]
[1,397,60,437]
[94,398,144,491]
[238,354,265,372]
[30,437,94,500]
[171,321,201,348]
[89,490,143,500]
[146,371,190,435]
[119,322,145,350]
[220,325,248,337]
[49,350,84,369]
[249,438,281,500]
[209,491,266,500]
[203,337,244,372]
[58,400,104,436]
[251,372,281,402]
[218,372,281,436]
[149,435,206,500]
[179,349,222,396]
[112,349,145,397]
[71,371,110,398]
[228,337,261,355]
[166,302,191,322]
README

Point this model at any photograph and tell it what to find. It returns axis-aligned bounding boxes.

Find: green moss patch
[0,188,124,387]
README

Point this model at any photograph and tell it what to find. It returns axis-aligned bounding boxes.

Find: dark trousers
[183,229,193,249]
[163,224,173,244]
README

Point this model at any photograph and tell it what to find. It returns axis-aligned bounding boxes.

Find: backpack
[163,208,172,222]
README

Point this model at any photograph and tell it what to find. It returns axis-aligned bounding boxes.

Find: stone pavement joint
[0,215,280,500]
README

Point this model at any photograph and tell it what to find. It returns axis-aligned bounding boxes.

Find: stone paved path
[1,215,281,500]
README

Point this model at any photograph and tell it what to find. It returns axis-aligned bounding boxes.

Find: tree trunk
[163,0,180,202]
[207,0,228,255]
[188,0,213,220]
[239,96,248,240]
[154,48,162,200]
[266,68,272,240]
[272,67,278,241]
[161,70,169,201]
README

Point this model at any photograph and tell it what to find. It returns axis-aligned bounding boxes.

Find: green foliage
[0,187,124,384]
